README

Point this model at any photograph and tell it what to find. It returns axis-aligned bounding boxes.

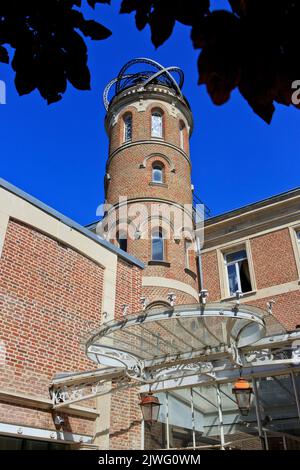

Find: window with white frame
[151,111,163,138]
[152,229,164,261]
[123,114,132,142]
[224,248,252,296]
[296,229,300,244]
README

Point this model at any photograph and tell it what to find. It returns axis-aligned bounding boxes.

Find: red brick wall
[202,250,221,301]
[105,90,198,306]
[0,220,105,435]
[251,229,299,289]
[0,219,144,443]
[201,228,300,329]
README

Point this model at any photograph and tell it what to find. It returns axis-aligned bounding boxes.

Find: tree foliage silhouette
[0,0,111,104]
[0,0,299,123]
[120,0,300,123]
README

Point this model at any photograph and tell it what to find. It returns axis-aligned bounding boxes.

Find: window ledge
[184,268,197,280]
[149,182,168,188]
[148,260,171,267]
[221,290,257,302]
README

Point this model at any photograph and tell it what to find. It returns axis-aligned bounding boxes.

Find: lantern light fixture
[232,377,253,416]
[140,393,161,424]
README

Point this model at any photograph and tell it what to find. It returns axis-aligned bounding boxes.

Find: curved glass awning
[86,303,285,370]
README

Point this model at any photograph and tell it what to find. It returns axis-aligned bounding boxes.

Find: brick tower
[102,59,199,309]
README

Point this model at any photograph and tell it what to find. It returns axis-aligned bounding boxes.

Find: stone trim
[107,140,191,169]
[142,276,199,300]
[216,240,257,299]
[0,421,92,445]
[289,224,300,280]
[0,390,98,419]
[0,212,9,258]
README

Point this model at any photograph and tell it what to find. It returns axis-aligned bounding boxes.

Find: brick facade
[201,194,300,331]
[0,193,144,448]
[104,85,199,306]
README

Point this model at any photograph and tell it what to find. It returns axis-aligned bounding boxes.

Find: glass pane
[192,385,221,449]
[124,116,132,141]
[227,264,239,296]
[153,168,162,183]
[168,390,193,448]
[256,375,300,449]
[152,114,162,137]
[0,436,23,450]
[152,237,164,261]
[225,250,247,264]
[219,382,262,450]
[296,230,300,242]
[239,259,252,293]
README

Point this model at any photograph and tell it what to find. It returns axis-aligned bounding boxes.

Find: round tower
[102,59,199,308]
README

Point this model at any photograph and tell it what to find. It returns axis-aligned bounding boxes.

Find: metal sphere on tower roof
[103,58,185,111]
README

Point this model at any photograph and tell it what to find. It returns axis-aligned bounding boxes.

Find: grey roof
[0,178,144,269]
[204,186,300,227]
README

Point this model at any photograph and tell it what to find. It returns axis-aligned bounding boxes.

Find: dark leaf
[79,20,112,40]
[175,0,210,26]
[149,5,175,48]
[0,45,9,64]
[135,1,152,31]
[120,0,139,14]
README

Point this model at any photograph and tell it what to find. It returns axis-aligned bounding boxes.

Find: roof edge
[204,186,300,227]
[0,178,144,269]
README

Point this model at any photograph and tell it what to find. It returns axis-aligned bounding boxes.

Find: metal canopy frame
[50,302,300,408]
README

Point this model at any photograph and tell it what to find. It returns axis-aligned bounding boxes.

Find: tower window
[117,232,128,252]
[185,239,193,269]
[224,248,252,296]
[152,163,164,183]
[179,122,185,150]
[123,114,132,142]
[151,111,163,138]
[152,229,164,261]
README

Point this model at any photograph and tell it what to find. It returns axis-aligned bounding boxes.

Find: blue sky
[0,0,299,225]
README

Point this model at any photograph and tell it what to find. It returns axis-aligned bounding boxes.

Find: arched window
[152,229,164,261]
[151,111,163,138]
[179,121,185,150]
[152,163,164,183]
[123,114,132,142]
[117,231,128,252]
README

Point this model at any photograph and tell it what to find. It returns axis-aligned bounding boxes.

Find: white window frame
[290,226,300,280]
[219,242,255,299]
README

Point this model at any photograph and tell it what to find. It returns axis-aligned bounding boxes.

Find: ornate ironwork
[103,58,185,111]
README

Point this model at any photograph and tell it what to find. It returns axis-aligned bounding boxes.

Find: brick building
[0,59,299,450]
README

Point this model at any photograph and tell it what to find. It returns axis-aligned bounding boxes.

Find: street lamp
[140,393,161,424]
[232,378,253,416]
